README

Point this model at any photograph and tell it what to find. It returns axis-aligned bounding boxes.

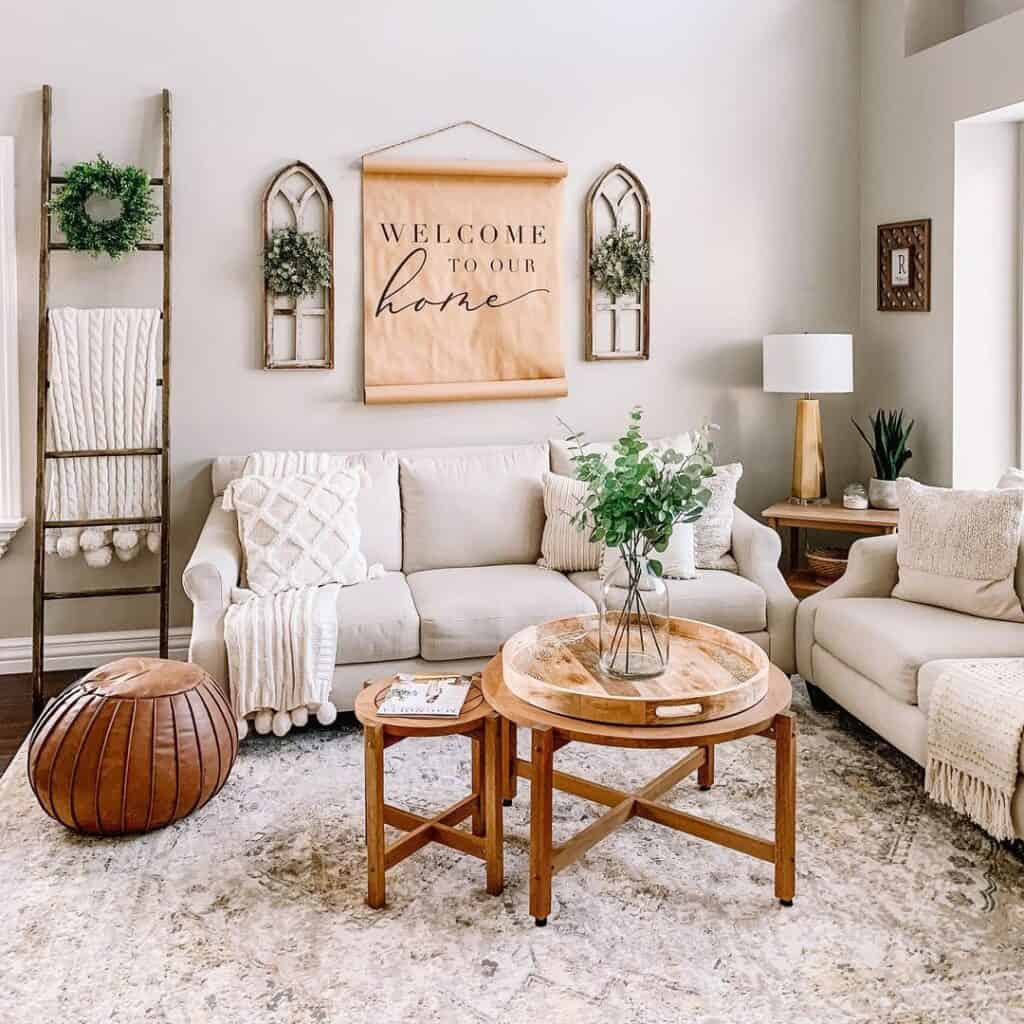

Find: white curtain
[0,137,23,557]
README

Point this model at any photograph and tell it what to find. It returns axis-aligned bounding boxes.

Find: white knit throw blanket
[224,584,339,738]
[45,307,161,567]
[926,658,1024,841]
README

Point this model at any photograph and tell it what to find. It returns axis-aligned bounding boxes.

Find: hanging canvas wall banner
[362,153,568,404]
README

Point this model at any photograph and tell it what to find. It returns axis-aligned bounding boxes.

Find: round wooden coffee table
[355,677,504,909]
[482,655,795,925]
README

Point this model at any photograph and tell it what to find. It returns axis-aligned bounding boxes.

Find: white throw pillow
[892,478,1024,622]
[599,523,696,581]
[695,463,742,571]
[538,473,603,572]
[223,469,376,596]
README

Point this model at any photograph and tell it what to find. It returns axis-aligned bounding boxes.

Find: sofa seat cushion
[335,571,420,664]
[569,570,766,635]
[813,598,1024,705]
[918,659,1024,774]
[407,564,596,661]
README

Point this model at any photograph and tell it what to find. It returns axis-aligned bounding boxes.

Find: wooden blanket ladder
[32,84,173,719]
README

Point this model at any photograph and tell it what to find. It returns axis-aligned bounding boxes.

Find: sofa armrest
[731,507,798,673]
[182,499,241,687]
[795,533,898,680]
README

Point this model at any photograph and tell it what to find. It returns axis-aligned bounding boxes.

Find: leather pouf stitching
[26,657,237,835]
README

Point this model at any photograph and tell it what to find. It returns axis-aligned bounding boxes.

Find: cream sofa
[796,533,1024,837]
[183,442,797,711]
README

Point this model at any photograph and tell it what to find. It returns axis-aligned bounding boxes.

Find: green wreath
[264,228,332,298]
[49,155,159,260]
[590,226,652,299]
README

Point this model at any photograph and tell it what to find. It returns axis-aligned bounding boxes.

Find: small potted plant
[852,409,913,509]
[564,408,715,678]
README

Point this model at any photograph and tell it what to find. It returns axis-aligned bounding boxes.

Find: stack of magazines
[376,674,474,717]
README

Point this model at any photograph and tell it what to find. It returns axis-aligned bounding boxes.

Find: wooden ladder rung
[44,585,162,601]
[45,447,163,459]
[49,241,164,252]
[50,176,164,186]
[44,515,163,528]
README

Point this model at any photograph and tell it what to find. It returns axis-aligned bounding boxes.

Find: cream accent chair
[796,533,1024,838]
[184,443,798,712]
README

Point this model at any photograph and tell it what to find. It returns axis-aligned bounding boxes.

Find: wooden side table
[354,677,504,909]
[762,501,899,597]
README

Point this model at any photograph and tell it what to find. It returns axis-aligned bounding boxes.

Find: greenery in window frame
[264,227,332,298]
[589,226,652,301]
[48,155,160,260]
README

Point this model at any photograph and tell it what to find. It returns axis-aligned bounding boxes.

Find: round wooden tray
[501,615,770,726]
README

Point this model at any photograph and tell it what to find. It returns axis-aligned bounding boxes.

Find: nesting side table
[355,677,504,908]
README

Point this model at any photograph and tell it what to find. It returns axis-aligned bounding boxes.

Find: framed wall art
[877,218,930,312]
[263,161,334,369]
[585,164,651,360]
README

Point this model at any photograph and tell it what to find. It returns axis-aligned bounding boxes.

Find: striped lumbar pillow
[538,472,603,572]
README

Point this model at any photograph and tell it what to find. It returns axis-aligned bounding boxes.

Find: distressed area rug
[2,685,1024,1024]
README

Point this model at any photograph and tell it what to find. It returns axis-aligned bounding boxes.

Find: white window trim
[0,137,24,558]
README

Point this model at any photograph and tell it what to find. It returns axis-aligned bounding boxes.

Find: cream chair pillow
[223,469,378,596]
[538,473,603,572]
[892,478,1024,622]
[695,463,742,571]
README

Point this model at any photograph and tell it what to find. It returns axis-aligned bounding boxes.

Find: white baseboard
[0,626,191,675]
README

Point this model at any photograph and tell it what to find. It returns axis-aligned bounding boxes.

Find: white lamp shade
[762,333,853,394]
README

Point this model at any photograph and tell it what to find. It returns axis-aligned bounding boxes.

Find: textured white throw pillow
[223,469,376,596]
[694,463,742,571]
[538,473,603,572]
[892,478,1024,622]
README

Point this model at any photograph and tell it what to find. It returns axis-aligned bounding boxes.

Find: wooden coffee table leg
[364,723,386,909]
[484,713,504,895]
[529,726,554,926]
[471,733,484,836]
[501,717,517,805]
[774,711,796,906]
[698,744,715,790]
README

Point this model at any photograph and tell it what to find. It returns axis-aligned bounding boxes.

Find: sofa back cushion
[400,444,548,573]
[893,478,1024,622]
[211,450,401,571]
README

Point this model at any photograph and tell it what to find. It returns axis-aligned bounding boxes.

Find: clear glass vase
[599,551,671,678]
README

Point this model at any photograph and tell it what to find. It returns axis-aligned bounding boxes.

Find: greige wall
[0,0,861,640]
[860,0,1024,487]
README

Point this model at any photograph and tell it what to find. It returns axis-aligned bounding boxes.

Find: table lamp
[763,333,853,504]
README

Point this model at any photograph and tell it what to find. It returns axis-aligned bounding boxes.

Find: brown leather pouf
[27,657,237,835]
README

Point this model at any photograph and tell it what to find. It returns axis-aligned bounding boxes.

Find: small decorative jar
[599,552,670,678]
[843,483,868,510]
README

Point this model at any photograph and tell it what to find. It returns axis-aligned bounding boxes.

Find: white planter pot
[869,478,901,510]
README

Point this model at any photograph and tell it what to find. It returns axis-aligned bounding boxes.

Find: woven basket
[806,547,848,583]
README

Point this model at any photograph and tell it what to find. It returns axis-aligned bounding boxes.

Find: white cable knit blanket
[926,658,1024,841]
[224,584,340,739]
[45,307,161,567]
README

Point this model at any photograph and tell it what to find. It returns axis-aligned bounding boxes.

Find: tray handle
[654,701,704,720]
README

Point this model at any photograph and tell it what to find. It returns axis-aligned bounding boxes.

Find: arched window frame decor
[263,161,334,369]
[0,137,23,558]
[585,163,651,361]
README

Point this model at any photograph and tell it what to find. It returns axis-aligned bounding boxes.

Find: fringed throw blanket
[224,585,340,740]
[45,307,162,567]
[926,658,1024,840]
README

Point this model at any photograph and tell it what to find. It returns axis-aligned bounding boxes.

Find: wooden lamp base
[790,398,827,504]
